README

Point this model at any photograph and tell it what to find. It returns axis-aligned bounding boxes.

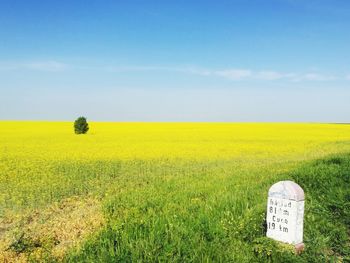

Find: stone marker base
[295,243,304,254]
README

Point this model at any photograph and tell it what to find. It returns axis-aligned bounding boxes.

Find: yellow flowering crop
[1,122,350,162]
[1,122,350,261]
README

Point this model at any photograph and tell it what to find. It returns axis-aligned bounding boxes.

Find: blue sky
[1,0,350,122]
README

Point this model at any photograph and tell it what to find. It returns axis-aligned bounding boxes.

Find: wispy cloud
[254,71,295,80]
[0,61,345,82]
[107,65,341,82]
[214,69,252,80]
[293,73,337,81]
[106,65,212,76]
[204,68,340,82]
[0,61,67,72]
[24,61,67,71]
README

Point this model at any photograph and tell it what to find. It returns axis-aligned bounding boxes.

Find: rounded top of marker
[268,180,305,201]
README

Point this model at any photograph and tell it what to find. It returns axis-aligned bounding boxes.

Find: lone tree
[74,116,89,134]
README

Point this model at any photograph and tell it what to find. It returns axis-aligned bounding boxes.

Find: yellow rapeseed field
[1,122,350,261]
[1,122,350,162]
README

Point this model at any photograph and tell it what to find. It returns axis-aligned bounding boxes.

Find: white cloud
[0,61,67,72]
[103,65,341,82]
[181,67,212,76]
[107,66,164,72]
[214,69,252,80]
[107,65,213,76]
[24,61,67,71]
[214,70,337,82]
[303,73,329,81]
[210,69,296,81]
[3,61,337,82]
[293,73,336,82]
[254,71,292,80]
[345,74,350,80]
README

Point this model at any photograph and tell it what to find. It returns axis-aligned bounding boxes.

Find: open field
[1,122,350,262]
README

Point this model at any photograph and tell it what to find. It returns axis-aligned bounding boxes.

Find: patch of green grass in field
[291,155,350,262]
[66,154,350,262]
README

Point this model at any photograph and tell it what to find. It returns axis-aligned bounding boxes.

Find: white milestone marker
[266,180,305,251]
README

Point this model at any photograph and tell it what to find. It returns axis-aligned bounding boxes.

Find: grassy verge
[290,155,350,262]
[65,154,350,263]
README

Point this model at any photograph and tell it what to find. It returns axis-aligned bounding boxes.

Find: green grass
[65,154,350,262]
